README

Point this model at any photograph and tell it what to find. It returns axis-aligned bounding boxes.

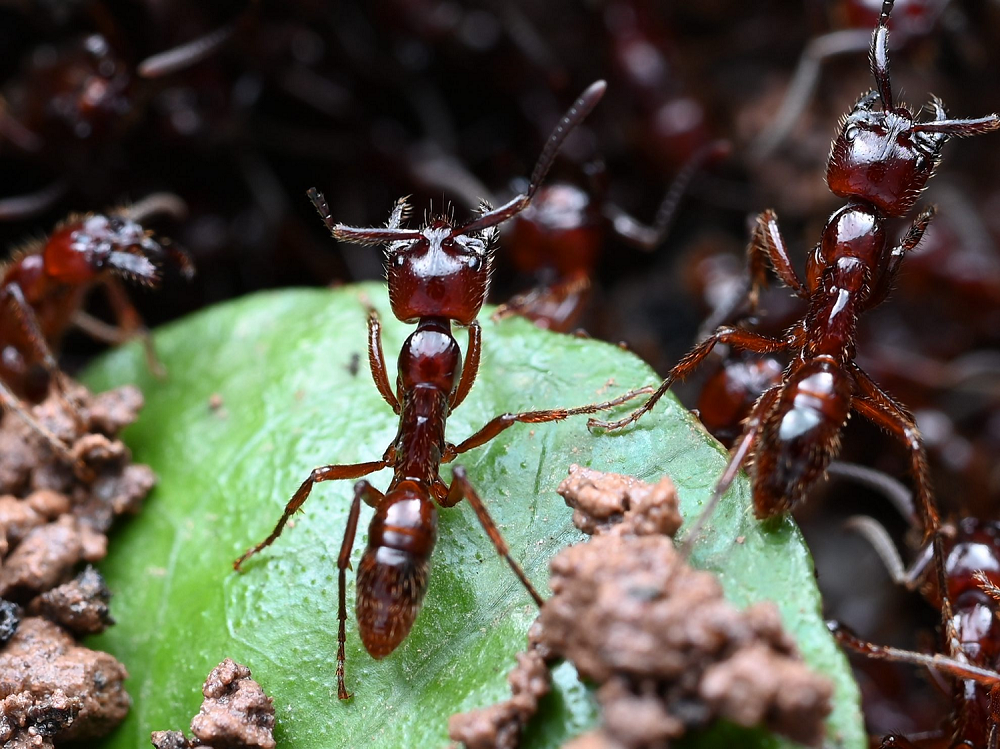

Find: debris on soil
[447,648,551,749]
[0,382,155,747]
[27,565,114,635]
[450,466,833,749]
[0,616,129,741]
[150,659,276,749]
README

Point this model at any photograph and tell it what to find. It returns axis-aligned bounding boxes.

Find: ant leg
[0,180,67,221]
[1,283,83,418]
[233,458,390,570]
[606,140,730,251]
[0,378,92,481]
[100,278,165,378]
[679,386,780,557]
[751,29,872,158]
[450,321,481,410]
[442,387,653,460]
[444,466,544,607]
[589,326,794,433]
[746,209,808,309]
[828,620,1000,687]
[868,206,935,308]
[365,306,400,414]
[850,366,939,538]
[842,516,931,589]
[335,480,384,700]
[137,18,239,78]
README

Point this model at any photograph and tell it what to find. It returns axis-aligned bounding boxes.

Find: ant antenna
[871,0,895,111]
[460,80,607,236]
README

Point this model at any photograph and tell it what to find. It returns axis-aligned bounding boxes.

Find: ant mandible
[590,0,1000,543]
[232,80,649,700]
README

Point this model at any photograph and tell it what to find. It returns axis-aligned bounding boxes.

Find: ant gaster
[232,81,649,700]
[590,0,1000,544]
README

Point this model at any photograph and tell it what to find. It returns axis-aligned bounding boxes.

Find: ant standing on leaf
[589,0,1000,548]
[232,80,650,700]
[0,193,193,469]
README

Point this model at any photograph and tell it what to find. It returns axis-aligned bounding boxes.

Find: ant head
[381,201,497,326]
[826,91,945,217]
[43,212,189,286]
[826,0,999,215]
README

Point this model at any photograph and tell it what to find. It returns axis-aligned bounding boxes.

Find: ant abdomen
[356,488,437,658]
[755,359,852,516]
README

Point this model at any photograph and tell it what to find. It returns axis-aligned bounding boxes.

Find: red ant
[590,0,1000,545]
[232,81,649,700]
[833,517,1000,746]
[0,194,192,413]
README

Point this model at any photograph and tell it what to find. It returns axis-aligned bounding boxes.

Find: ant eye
[844,126,859,142]
[915,155,927,170]
[394,254,406,267]
[467,255,481,271]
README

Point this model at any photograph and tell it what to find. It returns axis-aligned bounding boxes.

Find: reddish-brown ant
[232,81,649,700]
[833,518,1000,746]
[590,0,1000,544]
[0,194,193,405]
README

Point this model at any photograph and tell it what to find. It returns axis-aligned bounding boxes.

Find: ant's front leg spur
[445,466,544,607]
[233,458,389,571]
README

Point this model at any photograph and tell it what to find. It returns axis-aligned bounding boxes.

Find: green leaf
[83,285,864,749]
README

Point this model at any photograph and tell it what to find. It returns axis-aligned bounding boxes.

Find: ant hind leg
[445,466,544,607]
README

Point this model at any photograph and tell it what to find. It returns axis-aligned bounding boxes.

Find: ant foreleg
[233,458,390,571]
[85,277,165,378]
[450,321,482,410]
[680,386,780,557]
[365,306,400,414]
[850,365,939,539]
[746,209,808,310]
[1,283,85,419]
[442,387,653,459]
[335,480,384,700]
[589,327,794,433]
[444,466,544,607]
[868,206,936,309]
[828,620,1000,686]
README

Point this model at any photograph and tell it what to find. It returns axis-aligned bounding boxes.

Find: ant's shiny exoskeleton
[833,517,1000,747]
[590,0,1000,545]
[0,194,192,470]
[232,81,649,700]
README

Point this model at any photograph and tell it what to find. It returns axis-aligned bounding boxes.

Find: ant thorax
[386,216,495,326]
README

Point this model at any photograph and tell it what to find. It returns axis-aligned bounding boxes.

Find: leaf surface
[84,284,864,749]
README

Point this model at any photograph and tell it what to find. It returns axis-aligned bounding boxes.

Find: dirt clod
[0,616,129,741]
[450,467,832,748]
[448,648,550,749]
[28,565,113,635]
[0,382,153,746]
[150,659,276,749]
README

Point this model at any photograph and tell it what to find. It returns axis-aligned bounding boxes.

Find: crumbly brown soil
[449,465,832,749]
[150,659,276,749]
[0,383,154,747]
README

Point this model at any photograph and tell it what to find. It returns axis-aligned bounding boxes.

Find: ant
[833,517,1000,746]
[0,194,192,462]
[232,80,649,700]
[589,0,1000,545]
